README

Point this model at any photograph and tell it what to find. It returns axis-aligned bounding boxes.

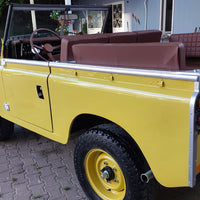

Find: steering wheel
[30,28,61,61]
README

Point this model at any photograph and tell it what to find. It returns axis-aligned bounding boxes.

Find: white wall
[78,0,134,32]
[147,0,161,30]
[173,0,200,33]
[77,0,162,32]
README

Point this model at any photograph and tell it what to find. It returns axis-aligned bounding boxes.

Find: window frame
[159,0,174,34]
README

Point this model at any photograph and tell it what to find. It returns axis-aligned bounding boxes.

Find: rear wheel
[0,117,14,140]
[74,124,155,200]
[85,148,126,200]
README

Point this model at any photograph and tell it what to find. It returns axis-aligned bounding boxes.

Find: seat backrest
[170,33,200,57]
[72,42,185,71]
[106,30,161,43]
[60,35,109,62]
[135,30,162,43]
[60,30,162,62]
[108,32,137,43]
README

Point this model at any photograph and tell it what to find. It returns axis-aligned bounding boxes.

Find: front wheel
[74,124,155,200]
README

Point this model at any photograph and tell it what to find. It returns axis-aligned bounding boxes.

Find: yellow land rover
[1,3,200,200]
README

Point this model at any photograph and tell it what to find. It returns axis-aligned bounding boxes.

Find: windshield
[6,4,109,41]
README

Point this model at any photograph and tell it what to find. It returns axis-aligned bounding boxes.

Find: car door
[1,59,52,132]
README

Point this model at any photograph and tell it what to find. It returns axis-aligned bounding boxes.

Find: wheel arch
[70,114,151,173]
[70,114,112,133]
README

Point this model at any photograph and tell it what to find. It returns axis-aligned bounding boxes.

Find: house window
[160,0,174,34]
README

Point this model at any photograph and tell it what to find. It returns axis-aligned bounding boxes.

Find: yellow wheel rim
[85,149,126,200]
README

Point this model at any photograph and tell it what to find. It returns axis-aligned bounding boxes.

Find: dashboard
[5,34,61,60]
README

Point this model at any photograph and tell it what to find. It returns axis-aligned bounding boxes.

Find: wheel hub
[85,149,126,200]
[100,166,115,182]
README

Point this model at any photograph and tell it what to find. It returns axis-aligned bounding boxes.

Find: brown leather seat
[170,33,200,57]
[135,30,162,43]
[108,32,137,43]
[60,35,109,62]
[60,30,162,62]
[170,32,200,68]
[72,42,185,71]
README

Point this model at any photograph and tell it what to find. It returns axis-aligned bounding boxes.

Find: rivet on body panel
[4,103,10,111]
[110,75,114,81]
[157,80,165,87]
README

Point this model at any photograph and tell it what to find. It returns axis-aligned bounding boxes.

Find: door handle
[36,85,44,99]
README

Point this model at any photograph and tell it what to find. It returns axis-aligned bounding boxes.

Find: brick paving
[0,125,199,200]
[0,125,88,200]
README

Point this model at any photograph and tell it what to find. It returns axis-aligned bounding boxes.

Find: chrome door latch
[4,103,10,111]
[36,85,44,99]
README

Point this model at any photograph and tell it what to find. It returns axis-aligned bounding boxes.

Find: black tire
[74,123,155,200]
[0,117,14,140]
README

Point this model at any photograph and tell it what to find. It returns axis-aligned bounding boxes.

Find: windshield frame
[3,3,111,45]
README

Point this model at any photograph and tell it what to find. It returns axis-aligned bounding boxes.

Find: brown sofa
[72,42,185,71]
[60,30,162,62]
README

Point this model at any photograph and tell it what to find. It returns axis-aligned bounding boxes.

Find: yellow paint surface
[0,61,197,188]
[2,62,52,131]
[48,67,194,187]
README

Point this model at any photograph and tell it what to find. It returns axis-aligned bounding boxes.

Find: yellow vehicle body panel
[48,66,194,188]
[1,62,52,131]
[0,59,198,188]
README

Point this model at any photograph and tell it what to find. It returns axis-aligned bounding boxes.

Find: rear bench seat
[170,32,200,68]
[60,30,162,62]
[72,42,185,71]
[170,32,200,57]
[134,30,162,43]
[60,34,110,62]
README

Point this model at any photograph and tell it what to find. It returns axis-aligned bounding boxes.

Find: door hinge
[1,59,5,67]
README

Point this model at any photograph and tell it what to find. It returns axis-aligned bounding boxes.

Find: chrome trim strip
[188,82,200,187]
[49,62,199,81]
[2,58,49,67]
[2,59,200,81]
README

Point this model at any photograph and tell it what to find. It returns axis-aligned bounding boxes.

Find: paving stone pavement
[0,125,199,200]
[0,125,89,200]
